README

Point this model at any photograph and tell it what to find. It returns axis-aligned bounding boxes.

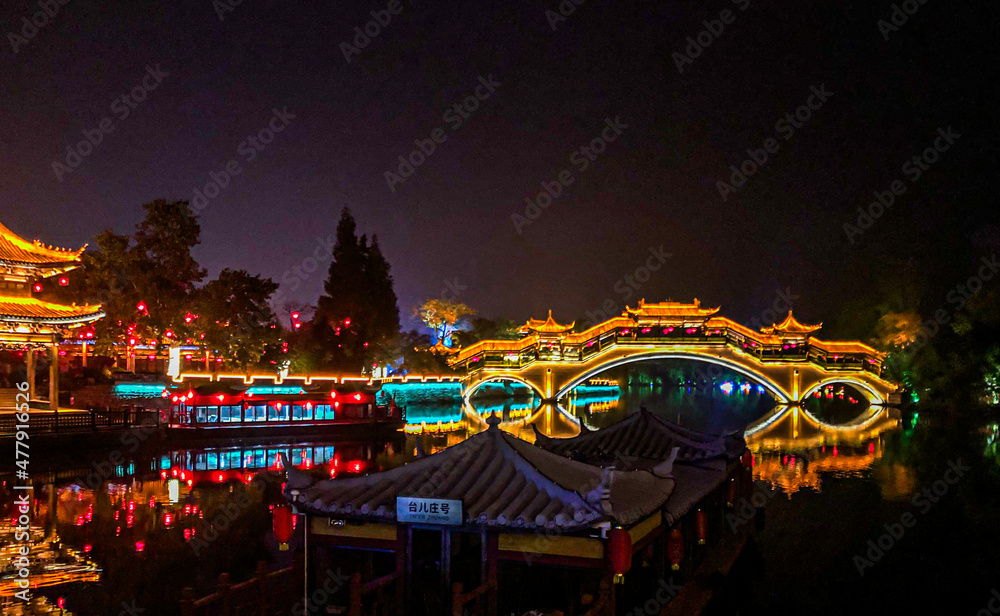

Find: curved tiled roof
[0,221,85,268]
[285,418,675,531]
[533,408,746,467]
[625,298,720,319]
[519,310,575,335]
[760,311,822,335]
[0,297,104,324]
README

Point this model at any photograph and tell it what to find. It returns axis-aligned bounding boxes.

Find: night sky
[2,0,995,330]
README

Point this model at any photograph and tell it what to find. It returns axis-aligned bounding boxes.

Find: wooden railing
[0,407,159,437]
[180,561,296,616]
[348,569,405,616]
[451,579,497,616]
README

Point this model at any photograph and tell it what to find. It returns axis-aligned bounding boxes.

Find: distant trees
[414,299,476,347]
[196,269,281,372]
[76,199,282,374]
[308,208,401,372]
[75,199,206,356]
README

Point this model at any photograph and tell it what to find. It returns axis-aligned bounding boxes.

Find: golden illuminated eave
[0,220,85,272]
[519,310,575,335]
[760,311,822,335]
[625,298,720,319]
[0,296,104,325]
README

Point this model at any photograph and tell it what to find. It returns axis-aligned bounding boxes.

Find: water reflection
[0,378,909,615]
[744,405,903,494]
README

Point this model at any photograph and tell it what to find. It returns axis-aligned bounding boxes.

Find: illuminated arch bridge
[449,299,899,406]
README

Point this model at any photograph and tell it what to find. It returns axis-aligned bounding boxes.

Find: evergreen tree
[311,208,401,372]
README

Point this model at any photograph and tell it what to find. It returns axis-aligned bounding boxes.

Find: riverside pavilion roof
[0,221,85,272]
[0,296,104,326]
[285,415,677,531]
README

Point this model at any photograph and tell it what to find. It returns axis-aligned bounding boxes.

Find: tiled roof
[625,298,720,319]
[0,221,85,267]
[0,297,104,324]
[533,408,746,467]
[759,311,822,335]
[519,310,575,335]
[285,417,676,531]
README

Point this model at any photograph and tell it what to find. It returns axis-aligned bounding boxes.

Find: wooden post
[451,582,464,616]
[395,525,407,616]
[486,532,498,616]
[256,560,269,616]
[26,349,35,401]
[218,572,232,616]
[441,530,452,613]
[349,573,362,616]
[180,587,196,616]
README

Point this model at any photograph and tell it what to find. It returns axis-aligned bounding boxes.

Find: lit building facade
[0,221,103,409]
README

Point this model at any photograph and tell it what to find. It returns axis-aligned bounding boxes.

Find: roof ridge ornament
[486,412,502,430]
[584,466,615,514]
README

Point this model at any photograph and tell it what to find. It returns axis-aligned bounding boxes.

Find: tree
[414,299,476,346]
[196,269,281,373]
[75,200,205,357]
[311,208,401,372]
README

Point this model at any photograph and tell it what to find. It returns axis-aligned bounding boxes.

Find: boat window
[194,406,208,422]
[194,453,207,471]
[207,452,219,470]
[206,406,219,423]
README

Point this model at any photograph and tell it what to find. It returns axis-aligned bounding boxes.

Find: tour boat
[162,381,405,439]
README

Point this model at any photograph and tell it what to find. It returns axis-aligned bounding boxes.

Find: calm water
[3,363,999,615]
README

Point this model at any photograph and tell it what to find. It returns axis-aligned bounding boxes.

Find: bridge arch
[463,375,544,404]
[800,377,886,406]
[553,351,793,403]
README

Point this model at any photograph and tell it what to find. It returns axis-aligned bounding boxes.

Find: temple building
[0,221,103,409]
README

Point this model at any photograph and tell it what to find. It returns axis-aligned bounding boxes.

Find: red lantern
[272,504,294,551]
[696,510,708,545]
[667,528,684,571]
[741,449,753,468]
[607,528,632,583]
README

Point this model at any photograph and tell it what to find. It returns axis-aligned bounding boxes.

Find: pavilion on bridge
[0,221,103,409]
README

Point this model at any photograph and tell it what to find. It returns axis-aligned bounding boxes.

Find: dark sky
[2,0,995,330]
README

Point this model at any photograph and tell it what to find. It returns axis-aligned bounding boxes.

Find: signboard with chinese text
[396,497,463,526]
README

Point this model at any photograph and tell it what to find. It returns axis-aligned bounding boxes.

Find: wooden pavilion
[284,412,753,615]
[0,221,103,409]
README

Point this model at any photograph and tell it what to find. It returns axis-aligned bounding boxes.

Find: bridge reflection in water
[2,385,903,615]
